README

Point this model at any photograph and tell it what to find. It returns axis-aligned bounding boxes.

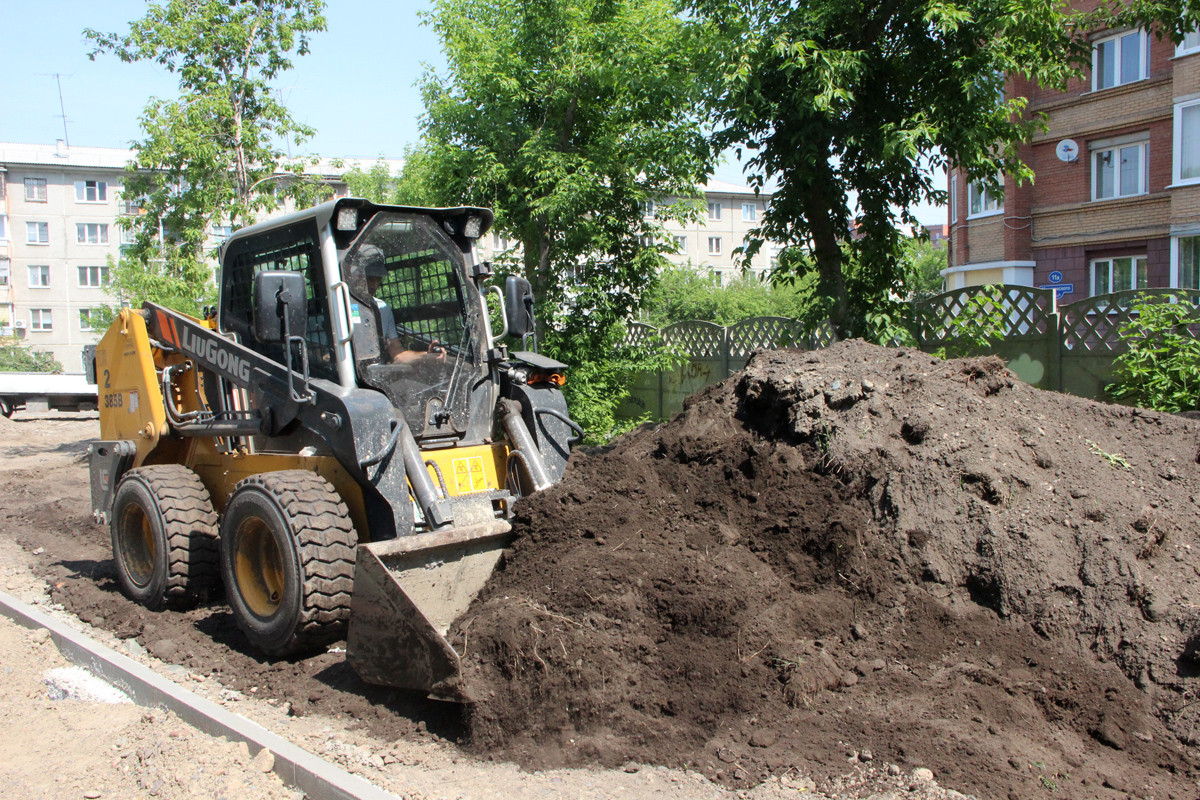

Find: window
[742,202,756,221]
[673,235,687,253]
[212,224,232,243]
[0,261,9,286]
[26,221,49,244]
[0,172,6,200]
[1093,141,1147,199]
[492,233,513,251]
[1090,255,1148,295]
[119,226,136,246]
[79,309,96,332]
[707,201,721,220]
[28,265,50,288]
[708,236,722,255]
[1177,30,1200,56]
[24,178,47,202]
[120,197,141,215]
[78,265,109,287]
[950,175,958,223]
[641,200,656,218]
[76,223,109,245]
[30,309,52,332]
[1175,236,1200,289]
[1175,99,1200,184]
[0,214,6,241]
[967,179,1003,217]
[1093,30,1148,90]
[74,180,108,203]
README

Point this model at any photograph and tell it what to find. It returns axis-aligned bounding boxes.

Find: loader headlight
[336,207,358,231]
[462,215,484,239]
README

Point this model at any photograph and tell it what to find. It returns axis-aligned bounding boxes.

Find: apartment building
[480,178,776,282]
[947,4,1200,302]
[0,141,131,372]
[0,142,403,373]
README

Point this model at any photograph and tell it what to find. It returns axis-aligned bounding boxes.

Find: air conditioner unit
[13,320,26,328]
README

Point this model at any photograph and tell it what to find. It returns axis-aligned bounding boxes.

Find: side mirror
[253,270,307,343]
[504,275,535,339]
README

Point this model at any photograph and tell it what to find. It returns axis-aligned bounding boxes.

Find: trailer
[0,371,98,417]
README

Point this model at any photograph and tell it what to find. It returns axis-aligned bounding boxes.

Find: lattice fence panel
[622,322,659,350]
[914,286,1055,343]
[728,316,806,358]
[663,320,727,358]
[809,320,838,349]
[1060,289,1200,352]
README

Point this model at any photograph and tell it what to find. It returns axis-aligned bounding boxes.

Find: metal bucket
[346,520,512,701]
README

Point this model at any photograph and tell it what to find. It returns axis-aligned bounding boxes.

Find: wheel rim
[117,503,156,588]
[233,516,285,618]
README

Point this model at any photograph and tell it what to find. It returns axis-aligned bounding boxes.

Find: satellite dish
[1055,139,1079,163]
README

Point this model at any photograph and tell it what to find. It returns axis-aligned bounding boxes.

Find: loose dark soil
[452,342,1200,798]
[6,340,1200,799]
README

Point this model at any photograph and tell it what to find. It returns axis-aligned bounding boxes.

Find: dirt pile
[453,341,1200,798]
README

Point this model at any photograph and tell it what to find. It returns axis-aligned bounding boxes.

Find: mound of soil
[453,341,1200,798]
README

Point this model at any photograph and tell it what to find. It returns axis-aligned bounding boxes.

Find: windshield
[344,212,484,439]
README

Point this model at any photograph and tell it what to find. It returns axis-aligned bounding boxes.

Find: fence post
[1048,291,1064,392]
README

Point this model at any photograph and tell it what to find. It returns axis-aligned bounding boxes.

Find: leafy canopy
[85,0,327,319]
[416,0,713,440]
[685,0,1092,338]
[1108,296,1200,413]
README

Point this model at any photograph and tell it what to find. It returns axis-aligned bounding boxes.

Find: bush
[0,342,63,373]
[1107,297,1200,412]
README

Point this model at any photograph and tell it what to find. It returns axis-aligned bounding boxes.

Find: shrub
[1107,297,1200,412]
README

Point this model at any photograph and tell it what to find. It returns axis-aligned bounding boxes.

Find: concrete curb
[0,590,399,800]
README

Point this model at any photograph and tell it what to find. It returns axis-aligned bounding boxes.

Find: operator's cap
[358,244,386,278]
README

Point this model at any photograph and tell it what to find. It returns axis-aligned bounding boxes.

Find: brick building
[947,6,1200,301]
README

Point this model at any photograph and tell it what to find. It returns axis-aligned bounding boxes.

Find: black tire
[219,471,356,657]
[0,397,12,418]
[110,465,220,610]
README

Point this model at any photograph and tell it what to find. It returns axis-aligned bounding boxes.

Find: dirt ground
[4,341,1200,798]
[454,342,1200,799]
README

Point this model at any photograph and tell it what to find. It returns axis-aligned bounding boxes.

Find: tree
[85,0,327,317]
[685,0,1093,339]
[415,0,714,439]
[418,0,711,327]
[902,237,948,301]
[639,265,815,327]
[0,340,63,374]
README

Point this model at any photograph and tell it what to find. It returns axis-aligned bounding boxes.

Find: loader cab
[218,198,496,445]
[341,210,492,442]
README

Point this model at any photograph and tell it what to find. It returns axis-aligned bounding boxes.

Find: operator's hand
[427,340,447,362]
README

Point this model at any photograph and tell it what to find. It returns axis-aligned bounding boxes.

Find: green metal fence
[619,286,1200,422]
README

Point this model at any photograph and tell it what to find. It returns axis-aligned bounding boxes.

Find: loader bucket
[346,520,512,701]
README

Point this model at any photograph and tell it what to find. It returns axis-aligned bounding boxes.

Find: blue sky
[1,1,943,224]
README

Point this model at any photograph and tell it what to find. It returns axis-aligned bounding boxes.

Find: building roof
[0,141,133,170]
[701,178,770,197]
[0,142,405,178]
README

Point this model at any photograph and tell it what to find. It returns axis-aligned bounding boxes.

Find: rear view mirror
[504,276,535,339]
[254,270,307,343]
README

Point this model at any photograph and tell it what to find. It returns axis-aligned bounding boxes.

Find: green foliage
[684,0,1094,337]
[931,285,1009,359]
[342,149,446,208]
[639,265,815,327]
[416,0,714,439]
[901,237,948,301]
[85,0,327,316]
[0,341,63,373]
[1107,297,1200,412]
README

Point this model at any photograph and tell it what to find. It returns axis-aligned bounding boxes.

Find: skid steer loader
[86,198,580,700]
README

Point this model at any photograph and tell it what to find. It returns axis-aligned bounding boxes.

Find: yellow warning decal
[452,456,488,494]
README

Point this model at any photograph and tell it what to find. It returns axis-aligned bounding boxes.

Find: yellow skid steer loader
[86,199,579,700]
